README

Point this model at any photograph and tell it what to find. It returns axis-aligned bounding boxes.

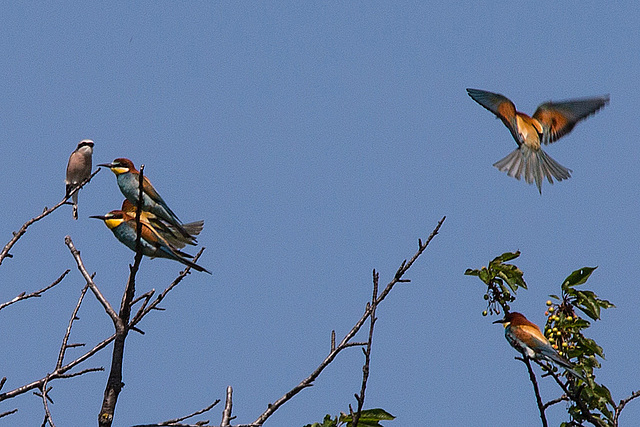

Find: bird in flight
[467,88,609,193]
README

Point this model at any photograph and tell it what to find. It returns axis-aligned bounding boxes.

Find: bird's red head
[112,158,136,170]
[493,312,533,327]
[98,158,137,175]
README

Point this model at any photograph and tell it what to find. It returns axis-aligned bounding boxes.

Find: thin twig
[0,230,203,405]
[0,270,70,312]
[352,270,379,427]
[38,378,55,427]
[129,249,205,329]
[0,408,18,419]
[57,284,89,369]
[521,356,548,427]
[130,400,220,427]
[0,169,100,266]
[252,216,445,426]
[65,236,119,322]
[613,390,640,426]
[543,395,569,410]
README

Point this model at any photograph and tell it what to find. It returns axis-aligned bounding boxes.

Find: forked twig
[0,270,70,312]
[252,216,445,425]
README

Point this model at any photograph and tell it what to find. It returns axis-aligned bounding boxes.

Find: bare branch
[0,284,111,403]
[99,165,146,427]
[252,216,445,425]
[57,367,104,379]
[520,356,548,427]
[614,390,640,426]
[0,270,69,312]
[0,408,17,419]
[57,284,90,369]
[130,399,220,427]
[0,235,202,411]
[376,216,445,306]
[221,386,233,426]
[0,169,100,266]
[65,236,118,322]
[543,395,569,410]
[38,379,56,427]
[129,248,205,330]
[352,270,379,427]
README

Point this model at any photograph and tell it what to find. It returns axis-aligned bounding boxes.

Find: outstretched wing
[466,88,520,143]
[533,95,609,144]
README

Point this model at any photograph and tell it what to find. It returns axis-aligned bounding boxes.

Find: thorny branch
[252,216,445,426]
[0,169,100,266]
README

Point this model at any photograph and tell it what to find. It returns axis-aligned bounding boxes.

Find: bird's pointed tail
[543,350,586,381]
[493,145,572,193]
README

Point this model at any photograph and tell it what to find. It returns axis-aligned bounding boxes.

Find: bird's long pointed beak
[89,215,107,220]
[492,318,506,324]
[97,163,114,168]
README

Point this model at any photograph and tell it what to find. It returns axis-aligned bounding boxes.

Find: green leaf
[464,268,479,277]
[340,409,395,427]
[495,264,526,291]
[304,414,338,427]
[494,251,521,263]
[478,267,489,283]
[577,336,605,359]
[562,267,597,290]
[575,291,602,320]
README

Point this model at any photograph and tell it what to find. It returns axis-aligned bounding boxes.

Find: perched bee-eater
[98,158,192,238]
[494,312,584,380]
[90,210,211,274]
[466,88,609,193]
[65,139,94,219]
[121,199,204,249]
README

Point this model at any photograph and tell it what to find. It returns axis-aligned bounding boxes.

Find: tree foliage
[467,251,635,427]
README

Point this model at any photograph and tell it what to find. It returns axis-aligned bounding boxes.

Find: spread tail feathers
[493,145,572,193]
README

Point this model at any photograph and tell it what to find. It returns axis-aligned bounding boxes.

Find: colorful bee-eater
[98,158,192,238]
[494,312,584,380]
[90,210,211,274]
[121,199,203,249]
[65,139,94,219]
[466,88,609,193]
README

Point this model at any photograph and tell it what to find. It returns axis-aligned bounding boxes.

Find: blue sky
[1,2,638,426]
